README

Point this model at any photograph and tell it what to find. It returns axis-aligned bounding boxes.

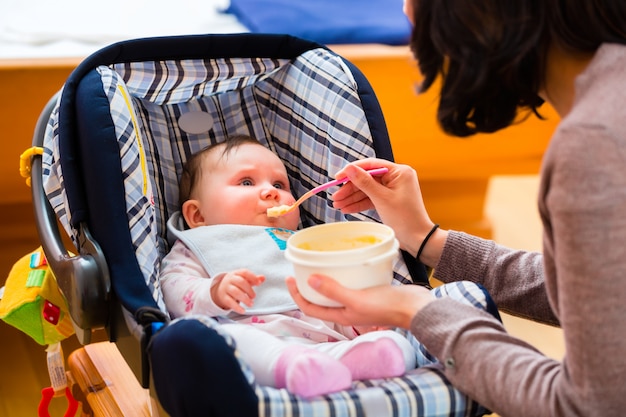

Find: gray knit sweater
[412,43,626,416]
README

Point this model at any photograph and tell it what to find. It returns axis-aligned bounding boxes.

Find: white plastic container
[285,221,399,306]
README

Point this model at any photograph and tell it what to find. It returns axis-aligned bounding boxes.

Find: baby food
[298,235,382,251]
[267,205,291,217]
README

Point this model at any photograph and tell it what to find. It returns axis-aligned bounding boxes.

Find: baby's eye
[273,182,284,190]
[241,179,253,186]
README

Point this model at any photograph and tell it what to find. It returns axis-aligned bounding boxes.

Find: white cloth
[0,0,248,59]
[167,213,297,314]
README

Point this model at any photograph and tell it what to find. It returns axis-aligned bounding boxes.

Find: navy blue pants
[150,319,258,417]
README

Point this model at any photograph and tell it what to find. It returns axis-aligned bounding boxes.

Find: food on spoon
[267,204,292,217]
[267,168,389,218]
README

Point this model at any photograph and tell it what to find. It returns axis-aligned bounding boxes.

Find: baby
[160,135,416,397]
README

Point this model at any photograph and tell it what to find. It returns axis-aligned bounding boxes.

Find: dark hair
[549,0,626,52]
[408,0,626,137]
[178,135,263,207]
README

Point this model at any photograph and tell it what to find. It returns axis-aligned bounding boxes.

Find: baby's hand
[212,269,265,314]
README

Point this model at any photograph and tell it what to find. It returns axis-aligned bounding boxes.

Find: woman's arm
[435,231,555,324]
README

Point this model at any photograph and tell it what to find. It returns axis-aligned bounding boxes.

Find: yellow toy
[0,247,74,345]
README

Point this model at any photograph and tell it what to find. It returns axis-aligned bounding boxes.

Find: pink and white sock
[339,337,406,380]
[275,346,352,398]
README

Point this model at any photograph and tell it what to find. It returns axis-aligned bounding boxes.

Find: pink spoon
[267,167,389,217]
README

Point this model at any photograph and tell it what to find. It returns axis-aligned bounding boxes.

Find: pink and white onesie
[160,212,416,397]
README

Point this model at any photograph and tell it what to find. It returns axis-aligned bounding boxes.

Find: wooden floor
[0,175,564,416]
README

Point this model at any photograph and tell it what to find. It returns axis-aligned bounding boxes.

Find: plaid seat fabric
[42,45,487,416]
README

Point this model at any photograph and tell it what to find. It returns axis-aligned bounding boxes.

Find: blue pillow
[225,0,411,45]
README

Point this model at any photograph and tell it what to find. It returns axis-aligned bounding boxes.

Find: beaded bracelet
[416,223,440,261]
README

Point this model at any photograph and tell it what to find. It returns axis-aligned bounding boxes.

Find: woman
[286,0,626,416]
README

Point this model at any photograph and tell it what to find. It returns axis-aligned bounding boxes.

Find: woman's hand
[212,269,265,314]
[332,158,439,259]
[286,274,435,329]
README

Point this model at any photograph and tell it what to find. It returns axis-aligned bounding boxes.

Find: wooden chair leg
[67,342,158,417]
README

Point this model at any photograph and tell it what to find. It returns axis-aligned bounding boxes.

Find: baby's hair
[178,135,264,207]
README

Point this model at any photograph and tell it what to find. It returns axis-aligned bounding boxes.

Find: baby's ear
[181,200,205,228]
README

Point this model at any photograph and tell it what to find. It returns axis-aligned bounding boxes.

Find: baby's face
[191,143,300,229]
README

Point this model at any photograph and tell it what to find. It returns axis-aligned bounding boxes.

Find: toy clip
[38,386,79,417]
[19,146,44,187]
